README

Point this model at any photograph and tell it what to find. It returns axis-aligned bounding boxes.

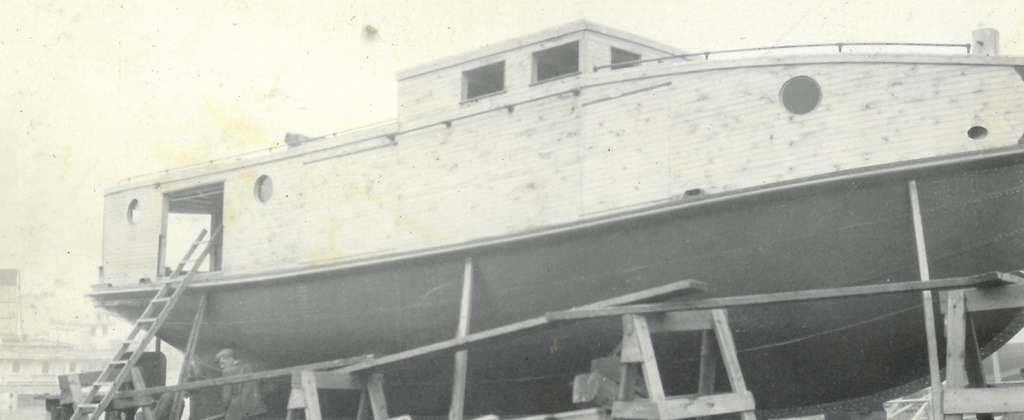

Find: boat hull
[97,151,1024,417]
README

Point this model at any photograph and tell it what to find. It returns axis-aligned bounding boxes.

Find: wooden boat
[89,21,1024,417]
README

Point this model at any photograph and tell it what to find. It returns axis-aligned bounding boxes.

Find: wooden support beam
[366,373,390,420]
[129,367,157,420]
[171,292,208,420]
[943,388,1024,413]
[356,390,372,420]
[908,179,944,420]
[509,408,610,420]
[117,354,373,399]
[450,257,474,420]
[548,272,1015,321]
[301,370,324,420]
[612,392,755,420]
[697,330,717,395]
[331,279,704,375]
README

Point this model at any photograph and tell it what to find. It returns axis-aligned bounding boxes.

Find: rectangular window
[11,361,19,373]
[41,362,49,374]
[610,47,642,70]
[533,41,579,83]
[462,61,505,101]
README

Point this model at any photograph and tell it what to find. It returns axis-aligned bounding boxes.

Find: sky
[2,0,1023,325]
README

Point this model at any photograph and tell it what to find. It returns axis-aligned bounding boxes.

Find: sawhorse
[939,282,1024,418]
[574,309,755,420]
[286,370,396,420]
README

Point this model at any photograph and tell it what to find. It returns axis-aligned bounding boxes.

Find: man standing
[216,348,268,420]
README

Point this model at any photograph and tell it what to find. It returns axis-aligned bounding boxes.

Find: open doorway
[159,183,224,277]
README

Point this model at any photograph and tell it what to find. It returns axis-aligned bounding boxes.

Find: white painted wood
[98,27,1024,286]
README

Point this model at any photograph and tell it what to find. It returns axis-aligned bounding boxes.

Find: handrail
[594,41,973,71]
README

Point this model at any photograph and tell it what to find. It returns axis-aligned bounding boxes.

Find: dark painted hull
[98,151,1024,417]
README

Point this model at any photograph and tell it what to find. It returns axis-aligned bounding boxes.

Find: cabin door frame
[158,182,225,278]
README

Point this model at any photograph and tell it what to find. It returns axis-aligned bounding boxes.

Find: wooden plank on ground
[943,387,1024,413]
[509,408,609,420]
[547,272,1017,321]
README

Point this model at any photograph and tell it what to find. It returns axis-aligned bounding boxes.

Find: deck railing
[593,41,973,72]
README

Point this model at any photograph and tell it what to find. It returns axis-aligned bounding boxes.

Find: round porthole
[254,175,273,202]
[967,126,988,140]
[127,199,140,224]
[780,76,822,115]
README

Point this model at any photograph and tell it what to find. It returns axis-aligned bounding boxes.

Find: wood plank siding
[98,23,1024,286]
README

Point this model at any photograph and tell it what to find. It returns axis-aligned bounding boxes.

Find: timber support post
[938,283,1024,417]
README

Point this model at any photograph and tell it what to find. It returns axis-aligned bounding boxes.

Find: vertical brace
[711,310,747,393]
[367,373,390,420]
[356,390,372,420]
[130,367,157,420]
[171,292,208,420]
[301,370,323,420]
[697,329,718,395]
[450,257,474,420]
[908,179,944,420]
[627,314,666,401]
[944,291,994,420]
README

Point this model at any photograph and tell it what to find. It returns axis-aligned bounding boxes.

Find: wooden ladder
[71,227,221,420]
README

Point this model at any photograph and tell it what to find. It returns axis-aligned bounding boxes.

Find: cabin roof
[395,19,686,81]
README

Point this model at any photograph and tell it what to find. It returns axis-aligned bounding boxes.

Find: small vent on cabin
[780,76,822,115]
[254,175,274,202]
[127,199,140,224]
[967,126,988,140]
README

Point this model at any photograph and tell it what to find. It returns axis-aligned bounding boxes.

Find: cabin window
[161,183,224,276]
[463,61,505,101]
[254,175,273,202]
[780,76,822,115]
[533,41,580,83]
[610,47,641,69]
[127,199,140,224]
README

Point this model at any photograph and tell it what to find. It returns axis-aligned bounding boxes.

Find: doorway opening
[159,183,224,277]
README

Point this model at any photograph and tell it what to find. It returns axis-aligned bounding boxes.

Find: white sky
[2,0,1023,321]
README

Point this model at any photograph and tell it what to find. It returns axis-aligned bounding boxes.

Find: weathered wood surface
[117,354,373,399]
[547,272,1020,321]
[908,179,945,420]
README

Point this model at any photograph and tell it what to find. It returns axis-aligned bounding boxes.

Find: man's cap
[215,348,236,360]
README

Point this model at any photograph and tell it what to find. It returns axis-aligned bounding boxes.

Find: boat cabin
[96,22,1024,288]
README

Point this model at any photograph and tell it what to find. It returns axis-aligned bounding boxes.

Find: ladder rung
[91,381,114,388]
[151,297,172,303]
[137,317,158,323]
[78,403,99,410]
[108,360,128,365]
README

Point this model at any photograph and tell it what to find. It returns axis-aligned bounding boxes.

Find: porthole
[780,76,822,115]
[254,175,273,202]
[967,126,988,140]
[127,199,140,224]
